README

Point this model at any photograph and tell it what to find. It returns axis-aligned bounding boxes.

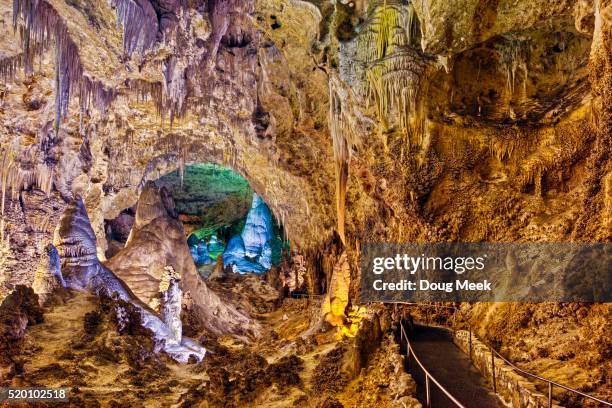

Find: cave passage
[405,325,503,408]
[155,163,288,277]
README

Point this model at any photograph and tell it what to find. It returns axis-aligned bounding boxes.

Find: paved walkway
[403,324,504,408]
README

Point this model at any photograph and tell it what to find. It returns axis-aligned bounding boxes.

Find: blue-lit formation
[223,194,274,273]
[190,240,212,265]
[189,193,283,274]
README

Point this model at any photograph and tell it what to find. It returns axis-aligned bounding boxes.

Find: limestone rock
[32,244,65,304]
[54,197,206,363]
[0,285,43,377]
[412,0,578,55]
[323,252,351,327]
[106,182,259,338]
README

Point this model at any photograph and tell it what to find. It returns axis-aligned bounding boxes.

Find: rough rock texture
[0,0,610,401]
[0,285,43,379]
[53,197,206,362]
[106,181,259,338]
[31,243,65,304]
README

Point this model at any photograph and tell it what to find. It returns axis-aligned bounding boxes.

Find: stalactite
[0,147,16,243]
[329,74,373,245]
[0,53,22,81]
[495,38,530,97]
[127,78,164,115]
[6,163,54,200]
[357,0,428,146]
[13,0,115,126]
[163,56,187,124]
[405,1,419,47]
[488,131,525,162]
[111,0,159,57]
[202,0,235,77]
[358,0,408,63]
[177,142,186,188]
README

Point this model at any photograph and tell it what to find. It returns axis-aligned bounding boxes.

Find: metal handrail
[399,321,466,408]
[395,302,612,407]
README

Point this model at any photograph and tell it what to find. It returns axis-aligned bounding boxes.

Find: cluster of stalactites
[4,162,54,201]
[357,0,427,144]
[329,74,374,244]
[12,0,115,127]
[0,53,23,82]
[0,146,55,236]
[124,62,187,126]
[358,0,417,63]
[127,78,164,116]
[111,0,159,57]
[495,37,531,97]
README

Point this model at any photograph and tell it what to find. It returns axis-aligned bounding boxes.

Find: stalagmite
[107,182,259,337]
[223,194,274,273]
[54,197,206,363]
[322,252,351,328]
[32,244,65,304]
[160,266,182,342]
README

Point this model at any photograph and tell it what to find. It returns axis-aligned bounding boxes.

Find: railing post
[426,374,431,408]
[548,383,552,408]
[491,346,497,393]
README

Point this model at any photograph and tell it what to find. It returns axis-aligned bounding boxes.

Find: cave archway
[157,163,289,278]
[105,163,290,279]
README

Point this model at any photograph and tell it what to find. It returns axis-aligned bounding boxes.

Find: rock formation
[54,197,206,363]
[0,0,609,404]
[0,285,43,378]
[223,193,275,273]
[106,181,258,338]
[31,243,65,304]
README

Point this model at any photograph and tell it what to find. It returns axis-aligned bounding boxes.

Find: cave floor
[14,279,345,407]
[15,275,423,407]
[20,291,210,407]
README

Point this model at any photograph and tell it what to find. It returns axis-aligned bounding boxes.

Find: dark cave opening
[104,207,135,259]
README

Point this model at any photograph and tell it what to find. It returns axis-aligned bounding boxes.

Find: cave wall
[0,0,610,385]
[0,0,337,296]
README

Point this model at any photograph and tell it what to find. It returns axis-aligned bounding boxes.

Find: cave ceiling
[0,0,610,291]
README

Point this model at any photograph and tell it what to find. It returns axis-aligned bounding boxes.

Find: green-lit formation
[159,164,288,272]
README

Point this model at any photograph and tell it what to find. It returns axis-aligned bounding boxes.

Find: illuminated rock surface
[223,194,275,274]
[0,0,610,405]
[54,197,206,363]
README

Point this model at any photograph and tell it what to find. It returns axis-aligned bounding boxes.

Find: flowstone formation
[0,0,609,404]
[54,197,206,363]
[223,193,276,274]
